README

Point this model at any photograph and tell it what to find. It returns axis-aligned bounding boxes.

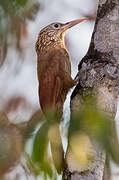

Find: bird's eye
[54,24,59,28]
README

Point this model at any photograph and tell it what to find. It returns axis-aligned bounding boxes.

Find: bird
[35,18,87,174]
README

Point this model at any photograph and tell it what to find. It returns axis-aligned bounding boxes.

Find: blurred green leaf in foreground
[31,112,58,179]
[0,0,40,66]
[31,95,119,179]
[68,95,119,166]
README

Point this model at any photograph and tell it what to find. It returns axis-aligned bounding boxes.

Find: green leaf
[32,122,49,164]
[41,162,53,178]
[31,121,54,178]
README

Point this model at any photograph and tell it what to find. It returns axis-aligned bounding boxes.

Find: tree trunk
[63,0,119,179]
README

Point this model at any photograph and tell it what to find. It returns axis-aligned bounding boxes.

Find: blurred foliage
[69,132,94,166]
[31,112,59,179]
[32,122,53,178]
[0,112,23,175]
[31,96,119,179]
[1,96,119,179]
[69,96,119,165]
[0,0,40,66]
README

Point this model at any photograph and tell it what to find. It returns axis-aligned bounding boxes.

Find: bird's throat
[39,38,66,53]
[36,32,67,54]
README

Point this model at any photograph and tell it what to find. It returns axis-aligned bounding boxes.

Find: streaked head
[36,18,87,52]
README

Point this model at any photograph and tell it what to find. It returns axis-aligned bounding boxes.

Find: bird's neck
[42,42,66,53]
[46,40,65,51]
[36,35,67,53]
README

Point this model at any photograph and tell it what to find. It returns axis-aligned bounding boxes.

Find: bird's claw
[74,72,79,83]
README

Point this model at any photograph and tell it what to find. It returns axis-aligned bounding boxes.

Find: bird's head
[36,18,87,52]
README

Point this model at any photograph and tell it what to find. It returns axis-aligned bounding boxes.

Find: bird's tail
[48,122,66,174]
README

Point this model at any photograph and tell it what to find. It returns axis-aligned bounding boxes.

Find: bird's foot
[74,72,79,83]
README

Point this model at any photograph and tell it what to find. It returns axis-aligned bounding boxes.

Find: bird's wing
[38,48,68,111]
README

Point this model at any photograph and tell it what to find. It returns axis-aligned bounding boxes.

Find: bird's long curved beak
[61,18,87,32]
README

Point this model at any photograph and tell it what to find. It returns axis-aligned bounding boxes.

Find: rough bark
[63,0,119,179]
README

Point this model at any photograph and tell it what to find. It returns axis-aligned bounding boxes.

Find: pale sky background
[1,0,119,179]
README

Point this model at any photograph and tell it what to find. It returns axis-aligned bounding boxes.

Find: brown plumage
[36,18,87,174]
